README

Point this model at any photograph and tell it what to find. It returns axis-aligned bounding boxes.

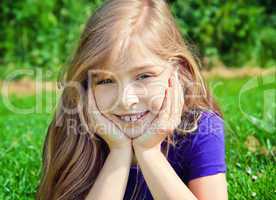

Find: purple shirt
[123,110,227,200]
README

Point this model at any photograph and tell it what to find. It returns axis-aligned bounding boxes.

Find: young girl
[36,0,228,199]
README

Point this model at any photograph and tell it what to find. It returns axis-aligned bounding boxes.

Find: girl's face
[90,46,178,138]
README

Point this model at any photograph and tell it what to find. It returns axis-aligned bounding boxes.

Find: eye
[96,79,114,85]
[137,73,153,80]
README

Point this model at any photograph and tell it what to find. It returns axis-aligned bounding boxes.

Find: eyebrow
[126,65,163,74]
[92,65,164,78]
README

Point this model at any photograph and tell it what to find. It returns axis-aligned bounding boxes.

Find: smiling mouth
[114,111,150,123]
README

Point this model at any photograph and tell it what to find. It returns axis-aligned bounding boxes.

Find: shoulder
[175,109,225,146]
[188,110,225,154]
[194,110,224,140]
[173,110,227,183]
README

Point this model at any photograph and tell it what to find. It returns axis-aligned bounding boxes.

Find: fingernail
[168,78,172,87]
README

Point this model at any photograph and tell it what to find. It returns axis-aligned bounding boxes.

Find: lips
[115,111,149,123]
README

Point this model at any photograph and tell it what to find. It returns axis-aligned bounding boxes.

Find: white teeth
[119,112,146,122]
[131,116,137,121]
[125,116,131,122]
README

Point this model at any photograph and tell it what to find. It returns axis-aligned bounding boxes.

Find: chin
[120,119,150,139]
[125,129,144,139]
[109,111,155,139]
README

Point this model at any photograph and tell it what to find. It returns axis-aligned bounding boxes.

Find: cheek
[94,86,117,113]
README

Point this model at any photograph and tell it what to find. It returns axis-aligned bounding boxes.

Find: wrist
[109,141,132,152]
[109,146,133,163]
[133,145,163,166]
[133,142,161,154]
[110,145,132,154]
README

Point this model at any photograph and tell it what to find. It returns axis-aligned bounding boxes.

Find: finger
[170,74,177,117]
[170,73,181,130]
[173,73,182,128]
[142,95,167,139]
[175,72,184,113]
[169,73,178,128]
[173,71,180,116]
[159,86,171,120]
[87,89,102,118]
[156,87,171,133]
[176,72,184,119]
[86,90,108,133]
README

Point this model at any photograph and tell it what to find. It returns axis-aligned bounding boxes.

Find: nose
[120,82,140,110]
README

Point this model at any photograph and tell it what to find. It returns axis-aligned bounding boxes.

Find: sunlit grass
[0,75,275,199]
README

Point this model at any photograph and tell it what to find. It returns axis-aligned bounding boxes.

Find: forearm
[85,148,132,200]
[134,146,198,200]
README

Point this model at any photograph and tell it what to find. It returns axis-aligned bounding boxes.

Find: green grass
[208,74,276,199]
[0,75,275,199]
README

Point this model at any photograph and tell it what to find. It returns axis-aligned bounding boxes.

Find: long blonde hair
[36,0,222,199]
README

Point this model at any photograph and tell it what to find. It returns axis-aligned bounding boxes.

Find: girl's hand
[132,70,184,151]
[88,91,132,151]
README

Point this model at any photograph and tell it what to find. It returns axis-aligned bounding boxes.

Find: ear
[177,56,197,81]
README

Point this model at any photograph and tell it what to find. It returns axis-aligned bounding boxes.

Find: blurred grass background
[0,0,275,200]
